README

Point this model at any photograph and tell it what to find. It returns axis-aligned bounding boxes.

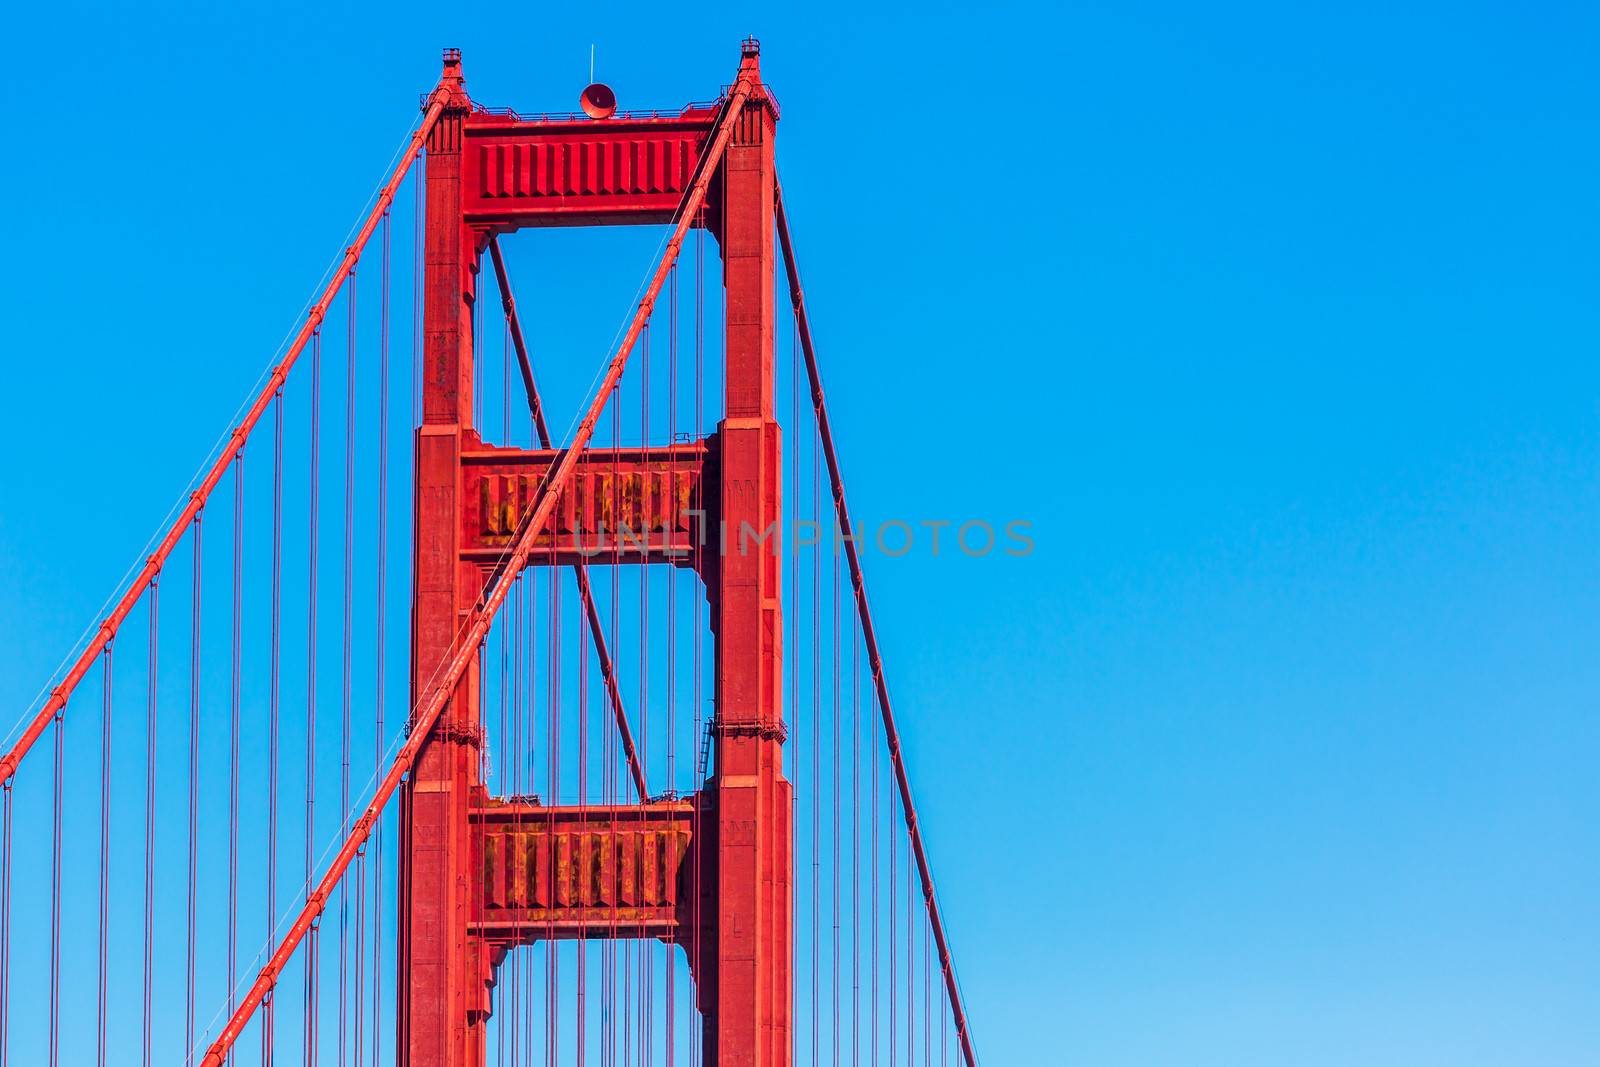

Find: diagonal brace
[488,234,649,801]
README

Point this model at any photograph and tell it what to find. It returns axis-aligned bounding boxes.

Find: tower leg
[708,43,792,1067]
[399,51,491,1067]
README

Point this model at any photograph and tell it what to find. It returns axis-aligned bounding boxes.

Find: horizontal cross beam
[471,798,698,943]
[460,441,717,567]
[465,109,720,229]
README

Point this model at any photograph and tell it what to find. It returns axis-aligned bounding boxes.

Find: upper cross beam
[464,108,721,229]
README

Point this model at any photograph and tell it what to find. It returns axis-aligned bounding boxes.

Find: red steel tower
[398,40,790,1067]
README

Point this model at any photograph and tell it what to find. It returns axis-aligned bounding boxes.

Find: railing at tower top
[0,43,980,1067]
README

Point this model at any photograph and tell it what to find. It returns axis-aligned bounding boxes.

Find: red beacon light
[579,82,616,119]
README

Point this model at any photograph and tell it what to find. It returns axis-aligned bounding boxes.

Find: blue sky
[2,1,1598,1064]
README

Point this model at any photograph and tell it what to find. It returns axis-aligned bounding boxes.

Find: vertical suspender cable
[638,318,650,1067]
[576,528,589,1067]
[385,171,411,1067]
[638,317,649,787]
[572,289,588,1067]
[49,705,63,1067]
[532,584,541,1066]
[600,544,610,1067]
[352,816,365,1067]
[229,450,244,1065]
[306,327,323,1067]
[496,360,509,1067]
[924,915,931,1067]
[503,268,512,445]
[530,576,539,1066]
[665,262,677,1067]
[97,641,113,1067]
[601,553,610,1067]
[789,219,803,1067]
[610,335,624,1067]
[494,294,509,1056]
[146,575,162,1067]
[370,205,392,1067]
[510,580,524,1067]
[690,205,705,1067]
[870,684,878,1067]
[598,559,601,1067]
[0,757,11,1067]
[187,514,204,1067]
[266,391,284,1062]
[340,262,358,1067]
[812,392,822,1067]
[852,621,860,1066]
[832,482,842,1067]
[549,539,562,1067]
[0,765,10,1067]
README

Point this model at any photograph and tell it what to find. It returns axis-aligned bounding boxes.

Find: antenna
[580,41,615,121]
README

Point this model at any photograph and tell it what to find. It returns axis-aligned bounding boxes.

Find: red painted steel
[704,41,792,1067]
[471,799,696,942]
[398,46,486,1066]
[197,50,752,1067]
[776,183,977,1067]
[398,40,792,1067]
[396,45,772,1067]
[461,442,715,565]
[465,108,721,228]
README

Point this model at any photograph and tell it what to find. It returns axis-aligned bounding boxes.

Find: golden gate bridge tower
[0,40,977,1067]
[400,40,792,1066]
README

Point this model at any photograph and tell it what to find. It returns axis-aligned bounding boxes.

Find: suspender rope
[775,180,980,1067]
